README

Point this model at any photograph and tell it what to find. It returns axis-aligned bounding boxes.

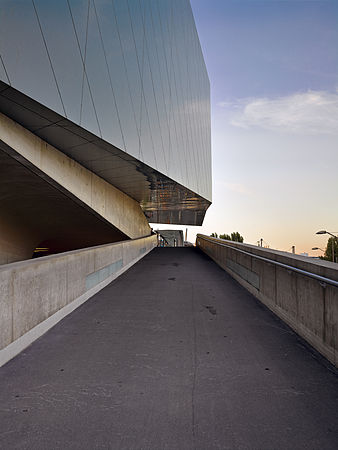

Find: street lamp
[316,230,338,263]
[312,247,324,252]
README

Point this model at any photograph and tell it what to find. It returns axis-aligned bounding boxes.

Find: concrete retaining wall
[0,234,157,367]
[196,234,338,368]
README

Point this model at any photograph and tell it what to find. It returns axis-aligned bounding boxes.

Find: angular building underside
[0,0,211,264]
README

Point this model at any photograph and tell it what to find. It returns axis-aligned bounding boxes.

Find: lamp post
[316,230,338,263]
[311,247,324,258]
[311,247,324,252]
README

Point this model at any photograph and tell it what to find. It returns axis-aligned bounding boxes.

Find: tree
[215,232,244,242]
[231,232,244,243]
[219,233,231,240]
[324,237,338,263]
[210,232,218,238]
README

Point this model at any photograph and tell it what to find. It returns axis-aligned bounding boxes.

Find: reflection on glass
[0,0,211,202]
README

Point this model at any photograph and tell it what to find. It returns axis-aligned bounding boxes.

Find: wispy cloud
[217,181,252,196]
[218,90,338,134]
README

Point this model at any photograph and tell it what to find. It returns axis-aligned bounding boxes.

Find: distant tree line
[210,232,244,243]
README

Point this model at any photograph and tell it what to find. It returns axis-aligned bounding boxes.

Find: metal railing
[198,235,338,289]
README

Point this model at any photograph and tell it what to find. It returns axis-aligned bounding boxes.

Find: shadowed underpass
[0,248,338,450]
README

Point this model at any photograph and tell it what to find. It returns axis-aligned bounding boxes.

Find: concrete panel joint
[226,259,260,290]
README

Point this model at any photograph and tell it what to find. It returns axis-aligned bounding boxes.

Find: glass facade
[0,0,211,211]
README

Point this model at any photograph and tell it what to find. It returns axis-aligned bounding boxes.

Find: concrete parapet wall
[0,234,157,367]
[196,234,338,367]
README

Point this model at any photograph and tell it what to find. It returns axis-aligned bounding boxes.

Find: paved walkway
[0,248,338,449]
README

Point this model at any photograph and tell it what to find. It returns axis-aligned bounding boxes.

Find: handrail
[197,235,338,289]
[156,232,170,247]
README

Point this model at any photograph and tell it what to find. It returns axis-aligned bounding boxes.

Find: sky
[155,0,338,255]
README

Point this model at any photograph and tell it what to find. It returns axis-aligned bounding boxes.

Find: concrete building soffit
[0,139,124,233]
[0,82,211,226]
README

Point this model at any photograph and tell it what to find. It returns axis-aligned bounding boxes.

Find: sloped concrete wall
[197,234,338,368]
[0,112,151,240]
[0,234,157,367]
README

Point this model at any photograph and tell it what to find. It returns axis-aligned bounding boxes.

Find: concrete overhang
[0,81,211,226]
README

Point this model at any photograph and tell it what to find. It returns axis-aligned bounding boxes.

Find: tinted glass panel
[0,0,211,201]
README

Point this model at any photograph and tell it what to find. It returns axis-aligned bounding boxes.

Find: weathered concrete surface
[0,248,337,449]
[197,235,338,368]
[0,235,157,366]
[0,112,151,262]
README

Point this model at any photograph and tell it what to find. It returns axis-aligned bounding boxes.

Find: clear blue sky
[192,0,338,100]
[156,0,338,254]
